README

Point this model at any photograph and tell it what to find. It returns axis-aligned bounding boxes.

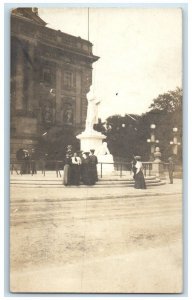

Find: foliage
[149,87,182,113]
[95,114,141,161]
[95,87,182,162]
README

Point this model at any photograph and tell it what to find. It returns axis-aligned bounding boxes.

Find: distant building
[11,8,99,159]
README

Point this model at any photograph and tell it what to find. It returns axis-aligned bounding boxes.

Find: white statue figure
[96,141,111,156]
[85,86,100,132]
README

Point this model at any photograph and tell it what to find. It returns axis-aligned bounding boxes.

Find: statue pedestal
[151,162,165,179]
[76,130,106,153]
[97,154,114,175]
[76,130,114,175]
[151,147,165,179]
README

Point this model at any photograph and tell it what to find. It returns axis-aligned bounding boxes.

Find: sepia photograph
[10,6,183,293]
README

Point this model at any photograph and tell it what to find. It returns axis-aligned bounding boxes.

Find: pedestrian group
[15,145,175,188]
[63,148,98,186]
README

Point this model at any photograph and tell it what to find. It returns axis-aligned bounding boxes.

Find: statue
[63,105,73,124]
[96,141,111,156]
[43,104,53,124]
[85,86,100,132]
[76,85,111,168]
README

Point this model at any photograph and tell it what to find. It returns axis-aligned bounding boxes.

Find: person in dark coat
[54,151,61,178]
[40,153,48,176]
[81,152,92,185]
[16,148,25,174]
[131,156,137,180]
[23,150,30,174]
[89,149,98,183]
[63,153,72,186]
[71,152,82,185]
[134,156,146,189]
[30,149,37,175]
[168,157,174,184]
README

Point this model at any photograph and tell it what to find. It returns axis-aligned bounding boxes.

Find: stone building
[10,8,99,160]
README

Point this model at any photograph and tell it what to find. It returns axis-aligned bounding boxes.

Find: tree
[146,87,182,161]
[94,87,182,162]
[149,87,182,113]
[95,114,140,161]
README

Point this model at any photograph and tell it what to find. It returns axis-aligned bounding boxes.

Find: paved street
[10,179,183,293]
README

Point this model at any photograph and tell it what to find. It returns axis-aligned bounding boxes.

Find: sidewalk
[10,172,182,201]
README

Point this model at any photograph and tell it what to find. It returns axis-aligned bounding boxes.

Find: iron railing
[10,160,168,178]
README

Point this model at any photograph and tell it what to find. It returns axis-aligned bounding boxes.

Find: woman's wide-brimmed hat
[134,155,141,160]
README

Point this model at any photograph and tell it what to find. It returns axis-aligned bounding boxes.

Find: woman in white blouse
[134,156,146,189]
[71,152,82,185]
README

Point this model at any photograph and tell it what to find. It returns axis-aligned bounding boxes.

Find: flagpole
[88,7,89,41]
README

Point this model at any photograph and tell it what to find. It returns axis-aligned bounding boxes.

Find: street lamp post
[170,127,181,156]
[147,124,159,161]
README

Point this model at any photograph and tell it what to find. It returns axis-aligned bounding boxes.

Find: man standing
[168,157,174,184]
[30,149,37,175]
[89,149,98,184]
[23,150,30,174]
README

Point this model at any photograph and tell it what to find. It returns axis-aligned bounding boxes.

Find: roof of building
[11,8,47,26]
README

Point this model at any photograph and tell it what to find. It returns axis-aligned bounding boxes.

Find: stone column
[15,46,24,110]
[151,147,165,179]
[27,43,34,112]
[75,71,81,126]
[56,67,62,123]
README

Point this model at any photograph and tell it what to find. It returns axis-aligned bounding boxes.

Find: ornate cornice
[12,8,47,26]
[11,14,99,64]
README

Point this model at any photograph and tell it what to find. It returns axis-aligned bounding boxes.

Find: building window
[43,69,52,85]
[64,72,73,88]
[63,104,73,125]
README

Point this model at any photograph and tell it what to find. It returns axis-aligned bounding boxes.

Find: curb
[11,191,182,202]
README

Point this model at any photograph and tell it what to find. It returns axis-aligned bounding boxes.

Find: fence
[10,160,178,179]
[10,160,63,177]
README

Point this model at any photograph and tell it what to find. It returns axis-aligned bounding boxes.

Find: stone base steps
[10,175,165,187]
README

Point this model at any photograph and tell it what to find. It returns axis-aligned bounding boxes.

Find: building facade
[11,8,99,160]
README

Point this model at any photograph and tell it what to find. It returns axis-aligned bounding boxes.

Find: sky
[39,8,182,121]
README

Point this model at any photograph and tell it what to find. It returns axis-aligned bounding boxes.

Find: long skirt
[70,165,81,185]
[88,164,98,185]
[81,164,92,185]
[63,164,71,186]
[134,171,146,189]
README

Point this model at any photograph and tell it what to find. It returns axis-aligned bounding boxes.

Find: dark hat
[90,149,95,152]
[83,151,90,155]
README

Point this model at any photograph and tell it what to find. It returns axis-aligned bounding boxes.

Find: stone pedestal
[76,130,114,175]
[151,162,165,179]
[97,154,114,175]
[151,147,165,179]
[77,85,115,175]
[76,130,106,153]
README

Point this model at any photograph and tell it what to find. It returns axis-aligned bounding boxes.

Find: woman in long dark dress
[89,149,98,184]
[134,156,146,189]
[131,157,137,180]
[70,152,81,185]
[63,154,72,186]
[81,152,92,185]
